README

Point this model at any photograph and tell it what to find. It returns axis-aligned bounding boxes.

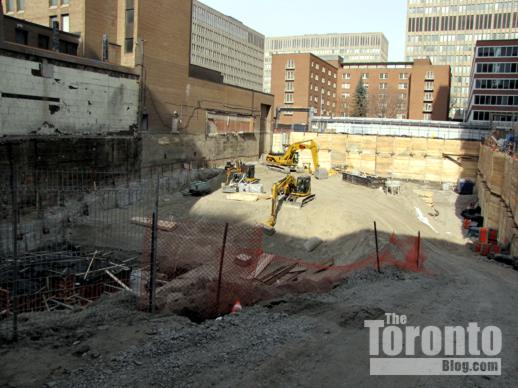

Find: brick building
[466,39,518,125]
[339,59,451,121]
[271,53,337,128]
[271,53,450,127]
[5,0,274,167]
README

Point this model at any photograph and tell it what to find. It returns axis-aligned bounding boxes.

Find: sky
[200,0,408,61]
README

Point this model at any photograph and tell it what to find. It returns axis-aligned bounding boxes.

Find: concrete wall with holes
[0,48,139,136]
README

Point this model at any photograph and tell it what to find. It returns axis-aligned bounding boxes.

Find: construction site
[0,126,517,387]
[1,0,518,386]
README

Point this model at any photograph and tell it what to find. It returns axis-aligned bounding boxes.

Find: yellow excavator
[262,174,315,235]
[265,139,328,179]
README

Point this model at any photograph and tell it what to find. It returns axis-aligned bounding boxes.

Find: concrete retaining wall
[0,49,139,136]
[273,132,480,183]
[477,145,518,256]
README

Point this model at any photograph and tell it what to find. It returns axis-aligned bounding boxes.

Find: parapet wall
[273,132,480,183]
[477,145,518,256]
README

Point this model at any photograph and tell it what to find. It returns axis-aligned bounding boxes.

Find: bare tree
[368,91,407,118]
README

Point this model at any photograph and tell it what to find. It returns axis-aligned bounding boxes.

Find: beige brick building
[7,0,274,166]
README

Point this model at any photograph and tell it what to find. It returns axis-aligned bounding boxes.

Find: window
[425,71,434,79]
[49,15,58,29]
[49,0,58,6]
[17,0,25,11]
[15,29,28,45]
[361,73,369,80]
[284,93,294,104]
[61,14,70,32]
[396,114,407,120]
[6,0,14,12]
[424,92,433,101]
[285,70,295,80]
[423,113,432,120]
[286,59,295,69]
[379,73,388,80]
[285,82,294,91]
[61,0,70,5]
[38,34,50,49]
[400,73,409,80]
[125,0,135,53]
[343,73,351,80]
[424,81,434,90]
[379,83,388,90]
[423,103,433,112]
[398,83,408,90]
[342,83,350,89]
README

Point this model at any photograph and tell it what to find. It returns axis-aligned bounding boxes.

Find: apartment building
[340,59,450,121]
[466,39,518,125]
[6,0,274,166]
[264,32,389,93]
[271,53,338,127]
[405,0,518,120]
[191,0,264,91]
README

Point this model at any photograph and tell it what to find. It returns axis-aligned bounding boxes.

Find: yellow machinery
[265,140,328,179]
[262,174,315,234]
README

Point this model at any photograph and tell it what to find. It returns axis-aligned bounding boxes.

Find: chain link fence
[1,164,428,342]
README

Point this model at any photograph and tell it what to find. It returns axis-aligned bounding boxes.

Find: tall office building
[264,32,389,93]
[191,0,265,91]
[405,0,518,120]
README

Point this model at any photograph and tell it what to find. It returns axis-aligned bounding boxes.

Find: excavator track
[284,193,316,208]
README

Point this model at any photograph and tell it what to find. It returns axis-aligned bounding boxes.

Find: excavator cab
[294,175,311,196]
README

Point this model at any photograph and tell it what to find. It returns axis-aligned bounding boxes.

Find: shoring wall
[477,145,518,257]
[272,132,480,183]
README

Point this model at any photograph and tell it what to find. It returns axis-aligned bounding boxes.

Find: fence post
[215,223,229,314]
[148,176,160,313]
[416,231,421,270]
[8,144,19,342]
[374,221,381,273]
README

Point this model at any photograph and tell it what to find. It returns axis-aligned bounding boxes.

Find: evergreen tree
[352,79,368,117]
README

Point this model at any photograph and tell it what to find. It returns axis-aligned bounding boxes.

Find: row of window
[476,63,518,74]
[473,95,518,106]
[341,82,411,90]
[13,28,77,55]
[475,79,518,90]
[477,46,518,58]
[408,12,518,33]
[343,72,410,80]
[472,111,518,122]
[5,0,70,12]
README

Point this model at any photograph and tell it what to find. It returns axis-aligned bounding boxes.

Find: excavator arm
[265,140,327,179]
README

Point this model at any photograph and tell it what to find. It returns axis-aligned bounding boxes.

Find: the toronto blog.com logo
[365,313,502,376]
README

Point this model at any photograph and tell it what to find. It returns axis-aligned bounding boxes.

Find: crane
[262,174,315,235]
[265,140,328,179]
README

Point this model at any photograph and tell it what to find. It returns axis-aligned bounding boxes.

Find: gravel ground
[1,169,518,387]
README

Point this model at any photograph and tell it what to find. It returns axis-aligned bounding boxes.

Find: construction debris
[131,217,177,231]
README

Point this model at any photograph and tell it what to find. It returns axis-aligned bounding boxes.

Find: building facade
[2,14,79,54]
[191,0,264,91]
[271,53,338,127]
[264,32,389,93]
[339,59,451,121]
[466,39,518,125]
[271,54,450,127]
[405,0,518,120]
[4,0,274,167]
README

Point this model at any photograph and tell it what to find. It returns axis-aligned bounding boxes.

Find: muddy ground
[1,167,518,387]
